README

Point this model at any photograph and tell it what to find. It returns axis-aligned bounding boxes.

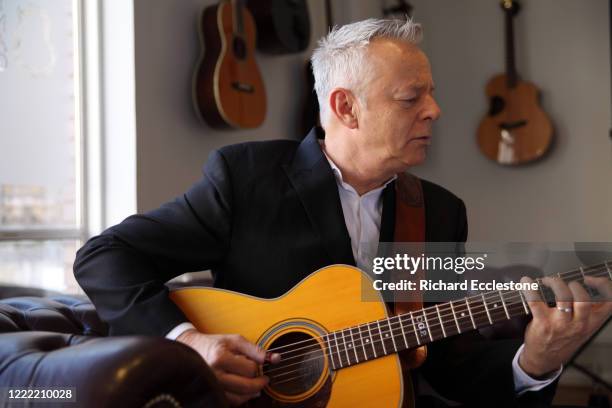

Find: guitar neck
[325,0,334,31]
[325,260,612,370]
[232,0,246,37]
[503,0,519,87]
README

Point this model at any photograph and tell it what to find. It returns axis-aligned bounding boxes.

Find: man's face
[355,39,441,171]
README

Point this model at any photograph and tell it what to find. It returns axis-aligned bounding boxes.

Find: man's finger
[228,335,267,364]
[218,353,259,378]
[542,277,573,320]
[584,276,612,300]
[521,276,547,318]
[567,281,591,322]
[583,276,612,319]
[218,372,268,395]
[229,335,281,365]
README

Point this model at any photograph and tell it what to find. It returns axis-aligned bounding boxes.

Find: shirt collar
[319,140,397,196]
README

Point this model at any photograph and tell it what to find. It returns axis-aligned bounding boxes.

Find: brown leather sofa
[0,290,228,408]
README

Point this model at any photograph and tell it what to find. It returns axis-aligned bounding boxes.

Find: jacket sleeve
[74,149,233,336]
[419,199,557,406]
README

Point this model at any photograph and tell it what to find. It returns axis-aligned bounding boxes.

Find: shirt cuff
[165,322,196,340]
[513,343,563,395]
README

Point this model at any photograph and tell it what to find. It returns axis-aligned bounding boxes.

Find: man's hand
[177,329,279,406]
[519,275,612,378]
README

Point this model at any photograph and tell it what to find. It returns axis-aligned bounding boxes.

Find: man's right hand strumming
[177,329,280,406]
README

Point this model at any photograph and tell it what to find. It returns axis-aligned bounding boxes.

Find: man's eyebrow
[396,82,435,93]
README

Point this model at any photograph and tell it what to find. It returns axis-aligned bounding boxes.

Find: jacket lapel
[282,128,355,266]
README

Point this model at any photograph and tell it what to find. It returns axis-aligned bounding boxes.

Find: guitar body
[193,1,267,129]
[477,74,553,165]
[170,265,407,407]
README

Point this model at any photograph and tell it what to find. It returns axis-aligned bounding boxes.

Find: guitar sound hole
[233,37,247,60]
[488,96,505,116]
[264,331,326,397]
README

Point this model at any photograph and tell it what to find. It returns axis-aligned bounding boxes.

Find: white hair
[310,18,423,126]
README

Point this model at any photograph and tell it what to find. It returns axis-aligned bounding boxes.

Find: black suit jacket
[74,128,555,407]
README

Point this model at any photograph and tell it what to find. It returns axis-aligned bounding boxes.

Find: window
[0,0,84,293]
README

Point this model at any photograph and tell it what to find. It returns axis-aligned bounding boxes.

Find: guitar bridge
[499,120,527,130]
[231,81,255,93]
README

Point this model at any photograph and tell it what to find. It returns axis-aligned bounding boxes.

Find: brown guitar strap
[392,173,427,371]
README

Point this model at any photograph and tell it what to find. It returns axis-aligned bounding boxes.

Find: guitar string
[266,272,611,386]
[262,267,610,373]
[265,295,530,381]
[267,294,550,385]
[264,287,540,378]
[263,263,610,356]
[262,269,610,379]
[261,266,609,360]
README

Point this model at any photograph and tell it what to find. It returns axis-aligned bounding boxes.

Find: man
[74,18,612,407]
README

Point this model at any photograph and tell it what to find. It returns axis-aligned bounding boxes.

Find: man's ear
[328,88,359,129]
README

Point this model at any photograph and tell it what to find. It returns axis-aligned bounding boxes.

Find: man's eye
[402,97,418,104]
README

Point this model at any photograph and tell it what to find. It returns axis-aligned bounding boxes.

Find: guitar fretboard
[324,260,612,370]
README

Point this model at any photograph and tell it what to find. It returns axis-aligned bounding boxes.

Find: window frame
[0,0,99,244]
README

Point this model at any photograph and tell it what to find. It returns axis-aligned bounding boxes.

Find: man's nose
[423,95,441,122]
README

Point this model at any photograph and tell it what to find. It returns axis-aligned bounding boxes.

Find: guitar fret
[386,318,398,352]
[519,290,530,315]
[435,304,447,338]
[357,324,367,361]
[348,327,359,363]
[506,294,528,318]
[342,329,352,365]
[465,298,477,329]
[607,261,612,280]
[481,293,493,324]
[449,301,461,333]
[376,320,387,354]
[409,311,421,345]
[411,311,430,343]
[366,323,377,358]
[492,292,509,321]
[333,331,344,368]
[455,300,473,332]
[499,290,510,319]
[398,315,409,348]
[439,303,457,336]
[326,334,336,370]
[422,310,433,341]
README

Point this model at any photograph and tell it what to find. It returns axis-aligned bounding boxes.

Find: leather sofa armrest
[0,332,228,408]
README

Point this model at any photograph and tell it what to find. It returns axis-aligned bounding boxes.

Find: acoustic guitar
[477,0,553,165]
[193,0,267,129]
[170,262,612,407]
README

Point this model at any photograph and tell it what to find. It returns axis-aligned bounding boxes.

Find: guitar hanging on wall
[477,0,553,165]
[193,0,267,129]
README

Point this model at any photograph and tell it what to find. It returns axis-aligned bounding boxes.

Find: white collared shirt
[324,152,396,272]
